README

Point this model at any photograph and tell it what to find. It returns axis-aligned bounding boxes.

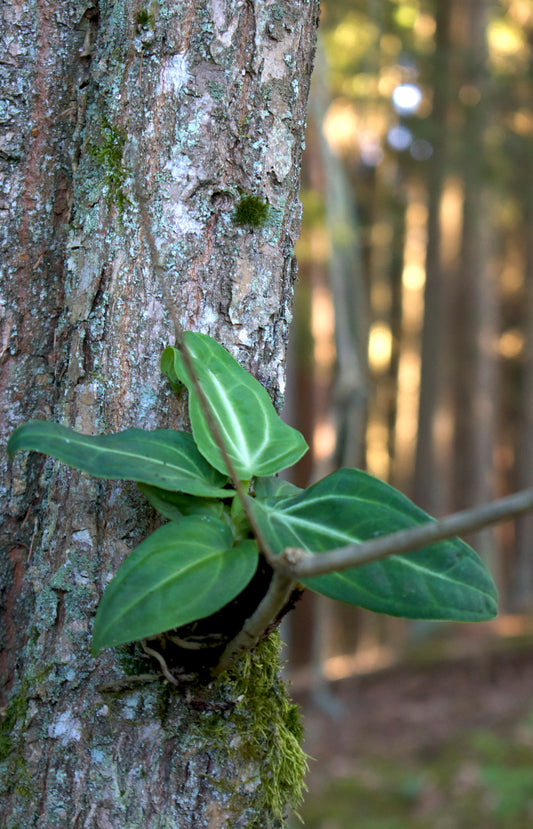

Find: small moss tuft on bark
[88,117,130,217]
[136,8,155,30]
[233,195,270,228]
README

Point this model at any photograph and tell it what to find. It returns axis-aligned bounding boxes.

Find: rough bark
[0,0,319,826]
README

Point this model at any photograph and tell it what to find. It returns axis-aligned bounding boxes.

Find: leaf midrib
[204,374,271,468]
[63,434,200,473]
[31,429,225,490]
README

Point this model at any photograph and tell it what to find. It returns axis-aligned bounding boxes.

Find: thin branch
[211,570,297,676]
[281,487,533,580]
[171,338,276,565]
[132,152,275,565]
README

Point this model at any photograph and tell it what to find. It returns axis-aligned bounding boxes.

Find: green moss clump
[136,8,155,30]
[0,680,30,763]
[0,668,53,800]
[205,632,309,827]
[233,195,270,228]
[116,642,151,676]
[88,117,130,217]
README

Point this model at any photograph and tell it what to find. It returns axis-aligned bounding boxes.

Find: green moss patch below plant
[199,632,309,828]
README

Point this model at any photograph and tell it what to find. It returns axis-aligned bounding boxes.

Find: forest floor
[292,620,533,829]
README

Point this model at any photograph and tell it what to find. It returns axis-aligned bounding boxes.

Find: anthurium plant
[7,332,497,673]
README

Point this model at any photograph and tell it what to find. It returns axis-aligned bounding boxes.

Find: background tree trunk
[0,1,319,825]
[450,0,500,574]
[413,0,451,517]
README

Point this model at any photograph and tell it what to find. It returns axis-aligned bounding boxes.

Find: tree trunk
[1,1,319,826]
[304,36,367,714]
[413,0,451,516]
[450,0,499,572]
[511,142,533,610]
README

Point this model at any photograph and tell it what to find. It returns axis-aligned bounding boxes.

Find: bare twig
[27,517,39,563]
[132,152,275,566]
[280,487,533,580]
[171,338,276,565]
[212,569,297,676]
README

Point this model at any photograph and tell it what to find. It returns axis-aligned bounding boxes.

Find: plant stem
[212,571,297,676]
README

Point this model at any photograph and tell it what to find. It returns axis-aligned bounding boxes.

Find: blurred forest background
[285,1,533,825]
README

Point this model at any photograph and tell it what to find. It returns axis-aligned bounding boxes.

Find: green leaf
[229,495,252,542]
[161,333,308,478]
[7,421,231,498]
[91,516,259,653]
[247,468,498,622]
[137,483,228,522]
[254,476,303,500]
[160,347,183,394]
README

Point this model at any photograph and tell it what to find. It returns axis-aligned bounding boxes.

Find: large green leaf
[248,468,498,621]
[92,516,259,653]
[161,333,308,479]
[8,421,231,497]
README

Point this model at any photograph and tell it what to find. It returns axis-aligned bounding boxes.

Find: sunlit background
[285,2,533,825]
